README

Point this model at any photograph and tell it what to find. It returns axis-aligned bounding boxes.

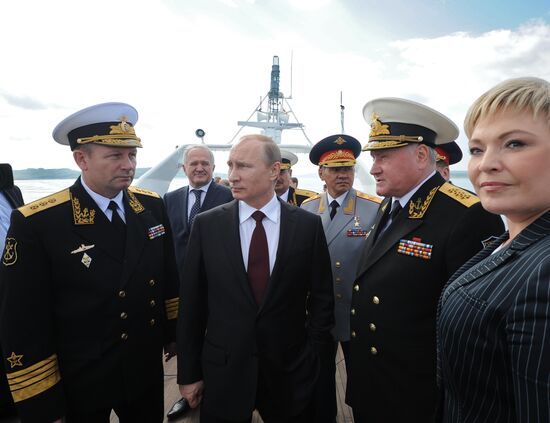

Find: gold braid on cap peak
[77,118,142,147]
[319,149,356,167]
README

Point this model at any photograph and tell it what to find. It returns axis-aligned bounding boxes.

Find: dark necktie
[374,200,401,241]
[329,200,340,220]
[248,211,269,305]
[188,189,202,226]
[108,201,126,255]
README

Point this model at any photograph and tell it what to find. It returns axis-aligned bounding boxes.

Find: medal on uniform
[81,253,92,268]
[148,224,165,240]
[347,216,368,237]
[397,238,433,260]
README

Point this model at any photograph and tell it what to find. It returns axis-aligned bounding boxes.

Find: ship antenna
[340,91,345,134]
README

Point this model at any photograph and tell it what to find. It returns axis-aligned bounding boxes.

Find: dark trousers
[65,381,164,423]
[310,341,337,423]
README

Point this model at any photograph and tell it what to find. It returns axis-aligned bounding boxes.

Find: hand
[164,342,177,362]
[179,380,204,409]
[52,419,63,423]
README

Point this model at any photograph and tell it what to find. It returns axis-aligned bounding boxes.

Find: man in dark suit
[346,98,505,423]
[0,103,179,423]
[163,144,233,419]
[275,150,316,206]
[177,134,334,423]
[0,163,23,419]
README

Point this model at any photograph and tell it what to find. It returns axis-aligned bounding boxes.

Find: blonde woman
[438,77,550,422]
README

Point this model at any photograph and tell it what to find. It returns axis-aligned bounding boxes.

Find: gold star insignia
[7,351,23,368]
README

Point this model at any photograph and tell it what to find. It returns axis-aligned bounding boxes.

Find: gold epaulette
[295,188,317,198]
[18,189,71,217]
[301,194,321,205]
[356,191,382,204]
[438,182,480,208]
[129,186,160,198]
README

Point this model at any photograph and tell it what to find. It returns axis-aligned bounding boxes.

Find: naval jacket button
[372,296,380,305]
[369,323,376,332]
[150,318,156,326]
[335,261,341,268]
[351,308,356,316]
[150,300,156,307]
[118,290,126,298]
[121,333,128,341]
[353,284,359,292]
[351,330,357,338]
[120,312,128,320]
[149,279,155,286]
[370,346,378,355]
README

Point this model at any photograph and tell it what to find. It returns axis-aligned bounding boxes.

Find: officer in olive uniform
[346,98,505,423]
[275,150,316,206]
[301,134,380,422]
[435,140,462,181]
[0,103,179,423]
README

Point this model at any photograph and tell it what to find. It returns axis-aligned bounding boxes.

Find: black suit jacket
[164,181,233,269]
[0,178,179,422]
[438,212,550,422]
[0,185,22,416]
[346,173,505,422]
[177,199,334,420]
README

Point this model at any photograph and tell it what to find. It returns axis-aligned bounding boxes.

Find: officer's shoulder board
[295,188,317,198]
[438,182,480,208]
[18,189,71,217]
[356,191,382,204]
[301,193,321,205]
[128,186,160,198]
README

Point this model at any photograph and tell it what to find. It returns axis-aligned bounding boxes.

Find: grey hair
[183,144,215,166]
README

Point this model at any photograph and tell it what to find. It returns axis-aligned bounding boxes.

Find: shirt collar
[278,188,290,202]
[81,177,125,215]
[393,171,435,208]
[239,193,280,225]
[189,179,212,194]
[326,190,349,206]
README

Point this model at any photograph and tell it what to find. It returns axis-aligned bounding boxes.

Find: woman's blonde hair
[464,77,550,138]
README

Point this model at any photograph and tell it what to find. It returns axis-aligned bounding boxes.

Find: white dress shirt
[81,177,126,223]
[239,194,281,274]
[187,180,212,217]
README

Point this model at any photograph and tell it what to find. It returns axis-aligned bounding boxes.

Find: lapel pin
[81,253,92,268]
[71,244,95,254]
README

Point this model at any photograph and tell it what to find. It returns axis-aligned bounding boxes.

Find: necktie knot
[108,201,121,221]
[252,210,265,223]
[390,200,402,220]
[329,200,340,220]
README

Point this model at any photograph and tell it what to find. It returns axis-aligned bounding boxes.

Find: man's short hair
[237,134,281,165]
[183,144,215,166]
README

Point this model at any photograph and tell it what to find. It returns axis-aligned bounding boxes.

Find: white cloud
[0,0,548,182]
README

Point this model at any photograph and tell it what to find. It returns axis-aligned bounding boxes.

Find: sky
[1,0,549,178]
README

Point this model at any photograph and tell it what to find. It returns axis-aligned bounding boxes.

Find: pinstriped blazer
[438,212,550,423]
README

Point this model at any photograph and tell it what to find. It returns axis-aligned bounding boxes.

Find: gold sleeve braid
[6,354,61,402]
